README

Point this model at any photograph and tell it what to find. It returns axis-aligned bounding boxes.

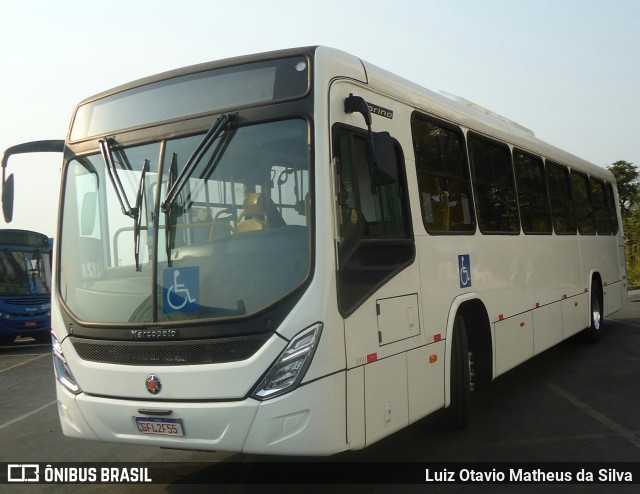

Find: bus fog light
[252,323,322,400]
[52,332,81,395]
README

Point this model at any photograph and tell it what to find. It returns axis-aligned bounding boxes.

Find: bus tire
[0,335,16,345]
[583,281,603,344]
[447,313,470,429]
[34,332,52,344]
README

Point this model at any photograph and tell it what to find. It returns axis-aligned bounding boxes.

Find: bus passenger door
[330,85,440,447]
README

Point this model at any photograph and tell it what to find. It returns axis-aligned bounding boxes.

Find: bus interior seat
[236,192,268,233]
[209,209,234,240]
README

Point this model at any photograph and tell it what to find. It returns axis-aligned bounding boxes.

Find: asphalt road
[2,292,640,493]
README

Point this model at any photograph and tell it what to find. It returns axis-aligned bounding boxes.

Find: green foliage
[608,161,639,284]
[608,160,639,218]
[623,213,640,285]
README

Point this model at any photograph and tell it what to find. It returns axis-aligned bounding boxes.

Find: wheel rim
[592,295,602,331]
[468,351,476,392]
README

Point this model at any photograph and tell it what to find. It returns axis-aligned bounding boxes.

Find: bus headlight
[252,323,322,400]
[52,332,81,395]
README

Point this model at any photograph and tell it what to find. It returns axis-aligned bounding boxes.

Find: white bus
[1,46,626,455]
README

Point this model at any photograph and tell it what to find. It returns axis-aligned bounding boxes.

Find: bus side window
[604,182,619,234]
[570,170,596,235]
[514,150,552,234]
[410,113,475,234]
[590,178,613,235]
[468,133,520,234]
[546,161,577,235]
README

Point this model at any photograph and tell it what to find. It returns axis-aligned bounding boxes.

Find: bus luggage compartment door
[376,294,420,345]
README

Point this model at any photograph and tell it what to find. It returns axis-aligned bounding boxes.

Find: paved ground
[2,292,640,492]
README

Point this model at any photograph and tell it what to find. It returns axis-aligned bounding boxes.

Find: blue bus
[0,229,51,345]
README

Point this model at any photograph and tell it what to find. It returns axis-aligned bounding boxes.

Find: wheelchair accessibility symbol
[458,254,472,288]
[163,267,199,313]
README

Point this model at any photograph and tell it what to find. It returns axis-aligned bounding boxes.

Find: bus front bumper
[56,371,347,456]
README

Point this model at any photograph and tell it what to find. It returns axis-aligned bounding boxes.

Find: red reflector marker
[367,353,378,363]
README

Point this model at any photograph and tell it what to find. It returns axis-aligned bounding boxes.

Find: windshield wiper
[162,113,233,267]
[99,138,137,218]
[161,113,232,214]
[99,138,149,271]
[165,153,177,267]
[133,160,149,272]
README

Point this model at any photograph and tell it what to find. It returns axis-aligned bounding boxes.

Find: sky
[1,0,638,238]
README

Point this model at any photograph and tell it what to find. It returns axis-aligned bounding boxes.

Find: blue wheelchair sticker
[458,254,472,288]
[163,267,200,313]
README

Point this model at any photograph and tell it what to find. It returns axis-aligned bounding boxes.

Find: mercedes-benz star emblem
[145,375,162,395]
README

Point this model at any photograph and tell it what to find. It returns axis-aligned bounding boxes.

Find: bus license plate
[135,416,184,436]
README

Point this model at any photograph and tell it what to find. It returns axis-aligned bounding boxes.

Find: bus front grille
[70,334,269,366]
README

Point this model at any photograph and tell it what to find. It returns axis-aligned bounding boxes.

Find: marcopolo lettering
[130,329,178,340]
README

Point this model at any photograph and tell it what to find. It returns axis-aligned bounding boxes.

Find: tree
[623,213,640,285]
[608,161,640,284]
[608,160,638,218]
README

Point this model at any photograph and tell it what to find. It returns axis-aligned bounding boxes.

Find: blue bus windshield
[0,249,51,295]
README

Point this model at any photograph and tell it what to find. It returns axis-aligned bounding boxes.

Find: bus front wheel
[0,335,16,345]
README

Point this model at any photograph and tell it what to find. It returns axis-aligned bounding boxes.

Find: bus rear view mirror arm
[344,94,398,187]
[344,93,372,127]
[1,139,64,223]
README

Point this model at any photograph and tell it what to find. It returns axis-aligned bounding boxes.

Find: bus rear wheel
[447,313,470,429]
[583,281,603,344]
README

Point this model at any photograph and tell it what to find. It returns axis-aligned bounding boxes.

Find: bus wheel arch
[445,296,492,428]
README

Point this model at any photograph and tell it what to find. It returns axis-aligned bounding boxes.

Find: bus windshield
[0,248,51,295]
[59,118,311,325]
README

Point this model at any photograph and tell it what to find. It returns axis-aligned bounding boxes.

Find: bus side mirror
[2,173,14,223]
[1,139,65,224]
[371,132,398,186]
